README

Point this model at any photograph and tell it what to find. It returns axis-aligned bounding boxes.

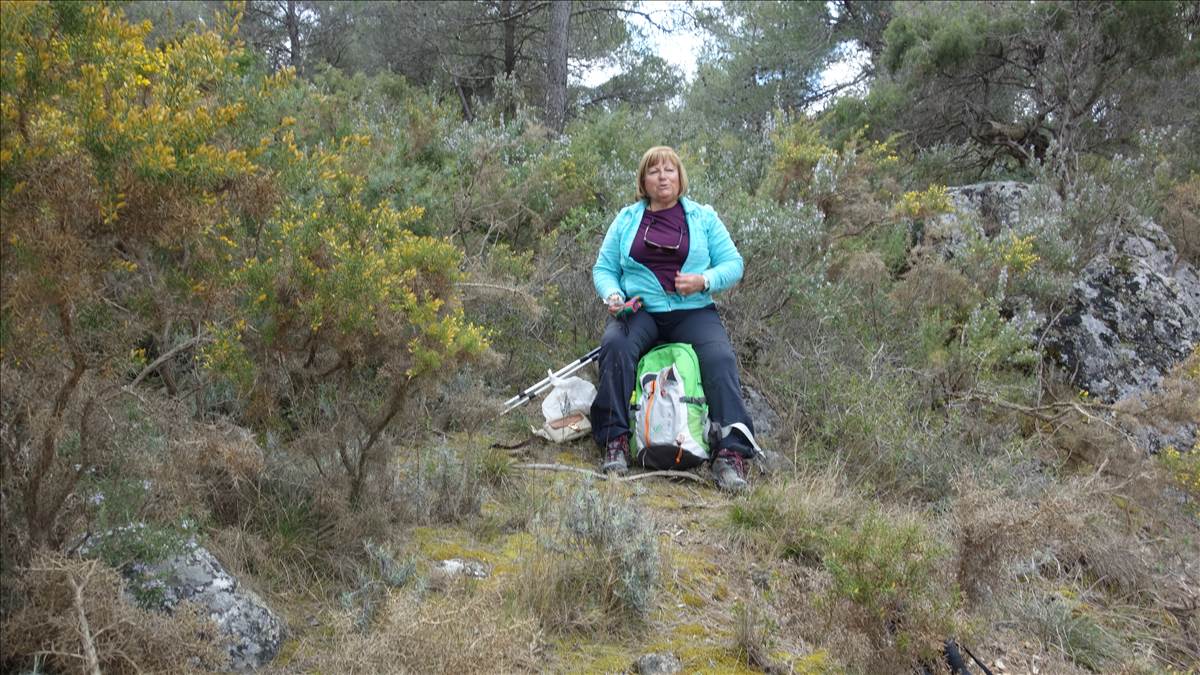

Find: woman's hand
[606,293,625,315]
[674,273,707,296]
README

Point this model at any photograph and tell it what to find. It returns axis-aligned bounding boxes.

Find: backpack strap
[717,422,763,457]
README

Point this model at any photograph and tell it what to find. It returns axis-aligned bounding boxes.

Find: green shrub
[727,480,961,668]
[819,508,960,666]
[1157,444,1200,517]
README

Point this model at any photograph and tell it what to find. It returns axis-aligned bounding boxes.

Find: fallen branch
[68,563,103,675]
[514,463,704,483]
[125,333,210,391]
[32,559,106,675]
[960,392,1142,455]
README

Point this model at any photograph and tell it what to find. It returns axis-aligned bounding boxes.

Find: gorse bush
[0,1,485,559]
[819,509,959,661]
[0,2,264,553]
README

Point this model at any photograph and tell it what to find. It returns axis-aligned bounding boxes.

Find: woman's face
[643,160,680,206]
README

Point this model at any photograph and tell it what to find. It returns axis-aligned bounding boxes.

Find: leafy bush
[728,479,961,668]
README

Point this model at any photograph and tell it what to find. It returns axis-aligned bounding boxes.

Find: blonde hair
[636,146,688,202]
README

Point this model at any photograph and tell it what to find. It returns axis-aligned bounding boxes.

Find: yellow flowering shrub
[894,184,952,221]
[765,117,836,201]
[0,1,268,551]
[765,121,905,248]
[0,2,484,548]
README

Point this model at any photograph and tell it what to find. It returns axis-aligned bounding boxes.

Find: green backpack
[631,343,710,470]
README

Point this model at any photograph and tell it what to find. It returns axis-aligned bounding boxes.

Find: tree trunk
[286,0,301,71]
[502,0,518,77]
[546,0,571,134]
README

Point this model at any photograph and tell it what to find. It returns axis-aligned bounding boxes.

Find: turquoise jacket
[593,196,743,313]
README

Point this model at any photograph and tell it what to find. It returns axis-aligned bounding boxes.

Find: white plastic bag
[532,373,596,443]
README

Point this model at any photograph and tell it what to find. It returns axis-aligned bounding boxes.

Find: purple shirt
[629,201,689,293]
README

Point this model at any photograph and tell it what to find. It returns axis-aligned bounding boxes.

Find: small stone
[635,652,683,675]
[751,569,770,590]
[435,558,489,578]
[994,658,1007,672]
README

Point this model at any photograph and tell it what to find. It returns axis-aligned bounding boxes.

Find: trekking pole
[502,346,601,415]
[500,297,640,415]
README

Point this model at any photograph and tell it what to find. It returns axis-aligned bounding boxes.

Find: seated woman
[590,146,757,492]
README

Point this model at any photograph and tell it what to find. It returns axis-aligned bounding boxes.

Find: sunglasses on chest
[643,214,684,251]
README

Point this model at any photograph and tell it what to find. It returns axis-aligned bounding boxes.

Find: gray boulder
[926,182,1198,451]
[947,180,1043,235]
[741,384,781,439]
[1127,416,1198,456]
[922,181,1063,259]
[1047,220,1200,403]
[130,543,285,671]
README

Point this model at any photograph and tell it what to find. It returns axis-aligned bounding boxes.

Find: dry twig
[514,463,704,483]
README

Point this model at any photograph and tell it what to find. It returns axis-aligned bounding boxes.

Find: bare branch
[514,463,705,483]
[125,333,211,391]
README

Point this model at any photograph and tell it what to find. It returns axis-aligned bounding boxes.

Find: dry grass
[0,553,223,674]
[1161,174,1200,266]
[952,473,1095,604]
[889,255,981,318]
[294,585,542,674]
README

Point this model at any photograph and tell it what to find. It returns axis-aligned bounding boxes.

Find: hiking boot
[711,449,748,493]
[600,435,631,475]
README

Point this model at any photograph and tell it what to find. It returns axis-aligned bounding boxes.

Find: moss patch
[556,450,593,468]
[410,526,495,563]
[550,640,634,673]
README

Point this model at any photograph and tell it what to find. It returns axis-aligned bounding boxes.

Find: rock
[947,181,1041,235]
[130,543,285,672]
[434,558,489,579]
[635,652,683,675]
[922,181,1062,259]
[741,384,781,439]
[750,449,792,477]
[751,568,771,590]
[1127,416,1198,456]
[1046,220,1200,403]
